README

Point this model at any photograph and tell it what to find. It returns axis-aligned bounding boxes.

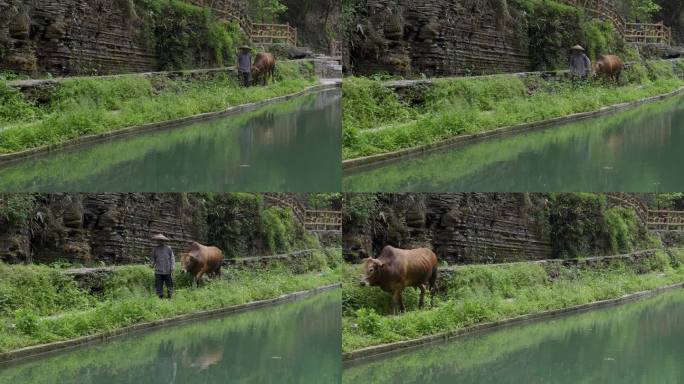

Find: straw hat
[240,45,252,51]
[570,45,585,51]
[152,233,170,241]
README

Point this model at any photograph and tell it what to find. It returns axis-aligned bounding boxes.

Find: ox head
[180,252,198,273]
[359,257,385,287]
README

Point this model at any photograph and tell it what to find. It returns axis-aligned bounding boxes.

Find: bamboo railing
[648,210,684,231]
[251,23,298,46]
[560,0,672,46]
[625,22,672,45]
[186,0,298,46]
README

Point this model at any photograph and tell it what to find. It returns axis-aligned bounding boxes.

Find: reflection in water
[344,290,684,384]
[0,90,341,192]
[0,290,341,384]
[344,95,684,192]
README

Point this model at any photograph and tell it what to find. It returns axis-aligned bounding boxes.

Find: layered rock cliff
[0,193,323,265]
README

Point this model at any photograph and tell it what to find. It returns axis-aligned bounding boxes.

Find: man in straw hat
[150,233,175,299]
[237,45,253,87]
[569,45,591,80]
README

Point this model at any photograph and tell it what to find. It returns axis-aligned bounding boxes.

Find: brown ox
[181,242,224,285]
[594,54,624,83]
[360,245,439,314]
[252,52,276,85]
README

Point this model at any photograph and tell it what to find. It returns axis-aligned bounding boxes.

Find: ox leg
[194,270,206,287]
[391,290,400,315]
[398,290,406,313]
[418,285,426,309]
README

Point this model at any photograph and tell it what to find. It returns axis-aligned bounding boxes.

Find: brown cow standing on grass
[181,242,225,286]
[594,54,624,83]
[252,52,276,86]
[359,246,439,314]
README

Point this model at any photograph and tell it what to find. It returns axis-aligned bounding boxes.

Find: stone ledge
[0,283,341,366]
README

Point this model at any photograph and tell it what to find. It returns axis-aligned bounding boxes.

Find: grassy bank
[0,247,341,353]
[341,248,684,352]
[342,59,684,159]
[0,61,316,154]
[342,92,682,191]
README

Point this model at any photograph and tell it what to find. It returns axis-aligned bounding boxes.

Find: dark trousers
[155,274,173,298]
[240,71,251,87]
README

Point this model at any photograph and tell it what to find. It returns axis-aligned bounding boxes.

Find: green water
[343,289,684,384]
[0,90,341,192]
[0,290,341,384]
[344,95,684,192]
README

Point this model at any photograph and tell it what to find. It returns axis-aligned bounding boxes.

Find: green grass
[341,248,684,352]
[0,61,316,154]
[0,248,341,353]
[342,59,684,159]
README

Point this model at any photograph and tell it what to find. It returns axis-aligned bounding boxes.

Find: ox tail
[429,265,438,293]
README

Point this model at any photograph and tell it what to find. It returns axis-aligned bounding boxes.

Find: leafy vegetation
[342,248,684,351]
[343,59,684,159]
[0,194,35,226]
[131,0,250,70]
[0,61,316,154]
[649,193,684,210]
[205,193,319,259]
[0,255,340,353]
[547,193,657,258]
[618,0,662,21]
[246,0,288,23]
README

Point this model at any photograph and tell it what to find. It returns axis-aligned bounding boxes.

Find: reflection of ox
[182,345,224,371]
[181,242,224,286]
[360,245,439,314]
[252,52,276,86]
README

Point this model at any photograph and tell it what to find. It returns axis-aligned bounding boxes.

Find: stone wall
[343,193,651,264]
[343,193,552,264]
[0,193,328,266]
[280,0,340,54]
[0,0,158,75]
[0,193,206,265]
[0,0,246,75]
[347,0,531,76]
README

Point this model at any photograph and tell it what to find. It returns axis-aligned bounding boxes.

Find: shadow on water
[343,289,684,384]
[0,290,341,384]
[344,95,684,192]
[0,90,341,192]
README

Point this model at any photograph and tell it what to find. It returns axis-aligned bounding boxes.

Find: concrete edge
[342,86,684,172]
[0,82,340,165]
[341,282,683,364]
[0,283,341,365]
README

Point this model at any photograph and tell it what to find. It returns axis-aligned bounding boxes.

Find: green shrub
[0,82,37,124]
[14,309,39,335]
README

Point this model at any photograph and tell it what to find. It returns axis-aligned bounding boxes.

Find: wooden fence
[625,22,672,45]
[305,210,343,233]
[251,23,298,46]
[560,0,672,46]
[648,210,684,232]
[186,0,298,46]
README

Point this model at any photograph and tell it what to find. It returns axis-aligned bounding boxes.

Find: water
[343,289,684,384]
[0,90,341,192]
[343,95,684,192]
[0,290,341,384]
